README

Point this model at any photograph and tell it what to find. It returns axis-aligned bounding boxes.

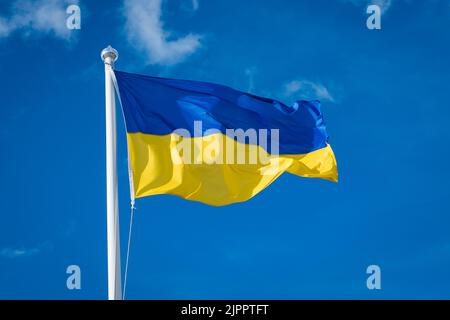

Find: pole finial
[101,45,119,63]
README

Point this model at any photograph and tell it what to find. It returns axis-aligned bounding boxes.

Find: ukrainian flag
[114,70,337,206]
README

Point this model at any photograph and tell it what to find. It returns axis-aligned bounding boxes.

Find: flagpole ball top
[101,45,118,63]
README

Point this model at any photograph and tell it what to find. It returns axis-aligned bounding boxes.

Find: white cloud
[0,246,40,258]
[0,18,11,37]
[192,0,200,11]
[0,0,78,40]
[124,0,202,66]
[342,0,393,13]
[244,67,257,93]
[283,80,335,103]
[180,0,200,13]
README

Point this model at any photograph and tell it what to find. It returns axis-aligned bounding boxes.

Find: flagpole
[101,46,122,300]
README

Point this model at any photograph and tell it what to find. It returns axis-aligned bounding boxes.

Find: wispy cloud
[341,0,393,13]
[244,67,257,93]
[191,0,200,11]
[0,18,10,37]
[181,0,200,13]
[0,0,78,41]
[0,242,53,259]
[123,0,202,66]
[283,79,335,103]
[0,247,40,259]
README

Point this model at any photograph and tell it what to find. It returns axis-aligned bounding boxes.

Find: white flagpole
[101,46,122,300]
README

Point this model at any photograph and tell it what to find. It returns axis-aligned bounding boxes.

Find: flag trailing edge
[113,70,338,206]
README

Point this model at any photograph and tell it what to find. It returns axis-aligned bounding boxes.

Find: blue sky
[0,0,450,299]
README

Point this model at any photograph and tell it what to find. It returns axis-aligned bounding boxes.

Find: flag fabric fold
[114,70,337,206]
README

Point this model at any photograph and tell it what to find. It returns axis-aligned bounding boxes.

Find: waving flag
[114,70,337,206]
